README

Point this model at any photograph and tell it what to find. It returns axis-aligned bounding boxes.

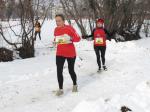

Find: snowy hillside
[0,20,150,112]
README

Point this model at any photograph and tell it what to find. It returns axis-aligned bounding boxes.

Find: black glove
[82,36,86,39]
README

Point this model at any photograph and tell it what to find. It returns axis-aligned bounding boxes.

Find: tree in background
[0,0,54,61]
[60,0,150,41]
[0,0,6,20]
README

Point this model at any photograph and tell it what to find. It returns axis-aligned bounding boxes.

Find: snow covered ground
[0,20,150,112]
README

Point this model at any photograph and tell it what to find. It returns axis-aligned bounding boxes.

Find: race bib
[95,37,104,44]
[55,34,72,44]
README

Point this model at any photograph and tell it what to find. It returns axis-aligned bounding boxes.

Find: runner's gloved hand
[82,36,86,39]
[63,34,72,41]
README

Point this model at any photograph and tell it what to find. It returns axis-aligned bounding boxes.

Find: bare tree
[60,0,150,41]
[0,0,54,61]
[0,0,6,20]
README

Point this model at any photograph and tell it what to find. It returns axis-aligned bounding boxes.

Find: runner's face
[97,22,103,28]
[55,17,65,27]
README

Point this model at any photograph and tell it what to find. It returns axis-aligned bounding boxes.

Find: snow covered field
[0,20,150,112]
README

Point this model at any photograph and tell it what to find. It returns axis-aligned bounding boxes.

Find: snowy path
[0,39,150,112]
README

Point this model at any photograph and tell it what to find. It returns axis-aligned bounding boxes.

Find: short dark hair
[55,14,65,21]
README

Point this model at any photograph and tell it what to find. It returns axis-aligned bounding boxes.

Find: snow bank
[72,80,150,112]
